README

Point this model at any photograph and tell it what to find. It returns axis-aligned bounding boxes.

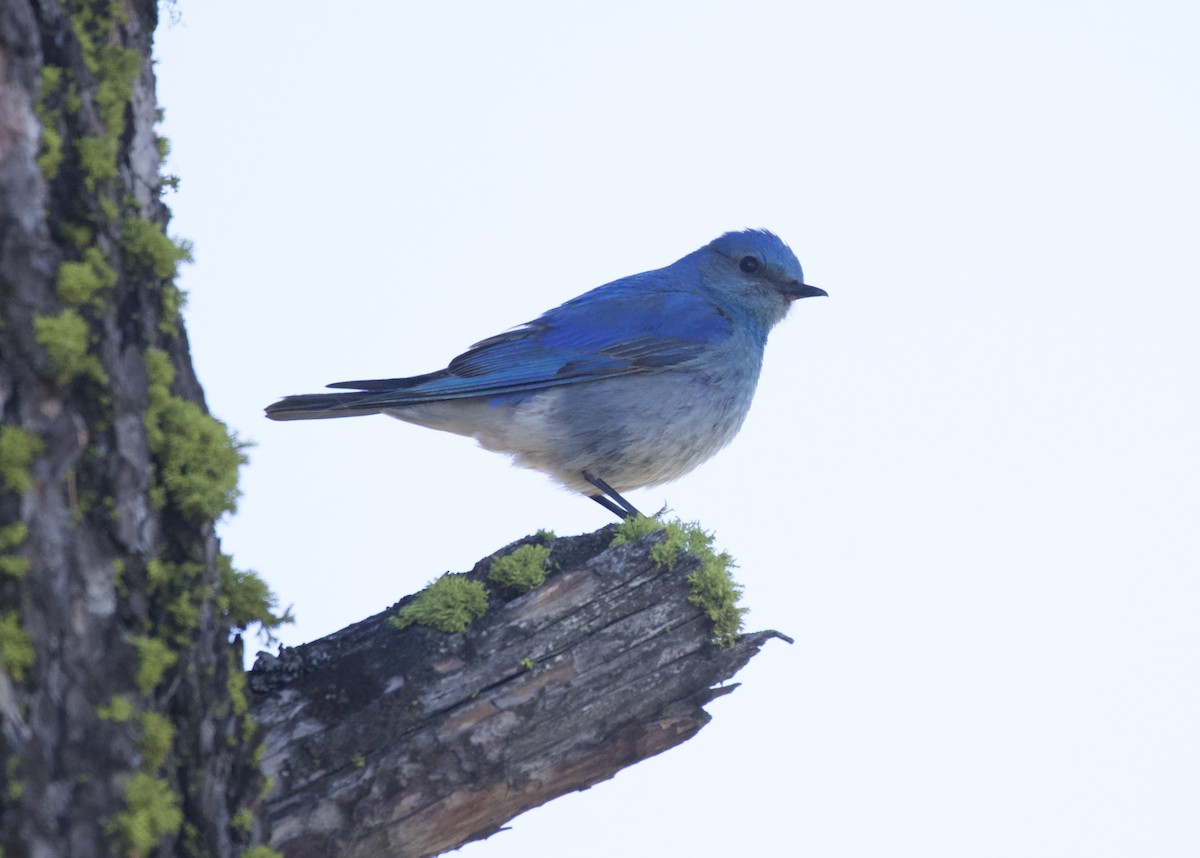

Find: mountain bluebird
[266,229,825,518]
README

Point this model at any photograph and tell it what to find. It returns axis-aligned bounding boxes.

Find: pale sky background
[154,2,1198,856]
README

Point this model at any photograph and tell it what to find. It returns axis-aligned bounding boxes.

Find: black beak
[783,281,828,300]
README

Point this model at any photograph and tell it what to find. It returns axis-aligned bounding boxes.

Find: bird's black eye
[739,255,761,274]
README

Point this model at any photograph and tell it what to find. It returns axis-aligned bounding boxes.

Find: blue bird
[266,230,826,518]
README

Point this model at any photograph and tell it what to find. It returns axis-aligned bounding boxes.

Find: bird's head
[696,229,826,329]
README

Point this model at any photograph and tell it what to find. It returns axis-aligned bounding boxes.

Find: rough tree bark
[251,527,790,858]
[1,5,786,856]
[1,2,270,855]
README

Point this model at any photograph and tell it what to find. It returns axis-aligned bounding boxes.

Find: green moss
[0,426,44,494]
[145,349,247,522]
[142,558,209,647]
[145,347,173,398]
[121,217,192,281]
[135,710,175,771]
[97,195,119,223]
[106,772,182,858]
[227,664,248,717]
[76,134,119,189]
[56,246,117,306]
[686,560,745,648]
[144,556,175,590]
[240,848,284,858]
[75,42,140,193]
[59,222,93,249]
[217,556,291,639]
[611,517,746,648]
[33,309,108,386]
[609,514,666,546]
[0,556,29,578]
[0,612,35,681]
[230,808,253,837]
[40,65,63,95]
[97,694,134,722]
[126,635,177,696]
[38,127,64,180]
[0,523,29,578]
[6,755,23,800]
[351,753,365,769]
[390,574,488,634]
[159,284,186,336]
[488,543,550,593]
[520,657,535,671]
[94,45,139,124]
[166,588,203,644]
[35,66,65,179]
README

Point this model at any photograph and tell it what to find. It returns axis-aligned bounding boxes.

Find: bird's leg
[582,471,643,519]
[589,493,633,519]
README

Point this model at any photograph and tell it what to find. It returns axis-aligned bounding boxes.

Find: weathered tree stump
[250,526,790,858]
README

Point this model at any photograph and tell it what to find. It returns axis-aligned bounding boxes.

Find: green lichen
[106,772,183,858]
[126,634,177,696]
[0,612,35,681]
[33,309,109,386]
[520,657,535,671]
[0,523,29,578]
[145,349,247,522]
[0,426,44,494]
[488,543,550,593]
[610,516,746,648]
[56,246,117,306]
[121,217,192,281]
[351,754,365,769]
[390,574,489,634]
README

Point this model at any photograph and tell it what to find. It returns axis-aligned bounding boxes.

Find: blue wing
[325,286,733,405]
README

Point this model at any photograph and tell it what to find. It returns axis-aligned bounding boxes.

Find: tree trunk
[250,527,789,858]
[1,2,271,855]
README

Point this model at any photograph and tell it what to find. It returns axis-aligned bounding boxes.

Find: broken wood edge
[250,527,791,858]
